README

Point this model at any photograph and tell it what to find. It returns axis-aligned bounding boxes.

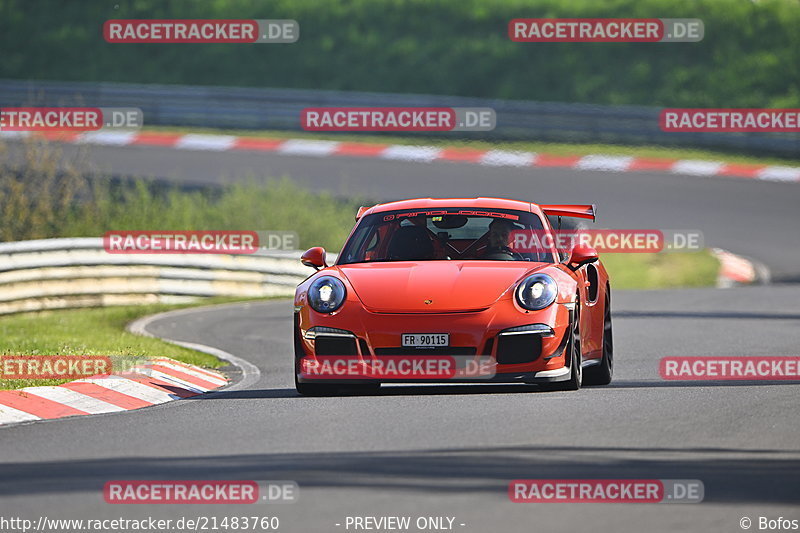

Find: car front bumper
[295,297,575,384]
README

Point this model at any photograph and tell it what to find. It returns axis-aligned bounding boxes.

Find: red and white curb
[0,357,227,427]
[712,248,770,288]
[4,130,799,183]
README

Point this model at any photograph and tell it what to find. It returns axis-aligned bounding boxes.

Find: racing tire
[583,286,613,386]
[542,297,582,392]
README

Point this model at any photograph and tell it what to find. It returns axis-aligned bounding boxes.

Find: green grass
[603,250,720,290]
[0,300,254,390]
[144,125,800,168]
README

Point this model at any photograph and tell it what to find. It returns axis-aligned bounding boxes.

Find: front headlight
[515,273,558,311]
[308,276,347,313]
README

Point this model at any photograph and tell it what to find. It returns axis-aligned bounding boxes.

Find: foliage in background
[0,141,89,242]
[0,139,360,251]
[0,0,797,108]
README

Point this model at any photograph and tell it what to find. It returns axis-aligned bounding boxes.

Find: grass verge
[144,125,800,168]
[0,299,259,390]
[603,250,720,290]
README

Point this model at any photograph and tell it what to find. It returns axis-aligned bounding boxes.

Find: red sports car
[293,197,613,395]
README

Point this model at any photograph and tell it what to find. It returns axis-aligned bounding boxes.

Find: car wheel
[542,297,582,392]
[584,286,613,386]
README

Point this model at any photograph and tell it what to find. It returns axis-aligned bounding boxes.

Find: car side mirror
[566,244,598,271]
[301,247,327,270]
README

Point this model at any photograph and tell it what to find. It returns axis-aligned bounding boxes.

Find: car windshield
[337,208,556,264]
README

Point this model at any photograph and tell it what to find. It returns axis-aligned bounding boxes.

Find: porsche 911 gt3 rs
[293,197,613,395]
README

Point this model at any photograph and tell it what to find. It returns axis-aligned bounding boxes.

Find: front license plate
[402,333,450,348]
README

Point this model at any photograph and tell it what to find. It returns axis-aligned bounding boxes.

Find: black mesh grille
[496,334,542,364]
[315,336,358,356]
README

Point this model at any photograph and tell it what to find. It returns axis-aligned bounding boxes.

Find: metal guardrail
[1,79,797,156]
[0,238,316,315]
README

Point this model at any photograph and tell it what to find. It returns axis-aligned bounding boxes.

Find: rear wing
[355,206,370,220]
[540,204,596,222]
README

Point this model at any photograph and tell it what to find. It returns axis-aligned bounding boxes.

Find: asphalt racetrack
[1,142,799,532]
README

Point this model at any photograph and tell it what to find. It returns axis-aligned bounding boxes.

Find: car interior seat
[387,226,435,260]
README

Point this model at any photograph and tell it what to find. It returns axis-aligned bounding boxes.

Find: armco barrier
[0,79,798,156]
[0,238,318,315]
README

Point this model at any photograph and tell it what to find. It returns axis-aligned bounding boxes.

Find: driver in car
[481,219,520,260]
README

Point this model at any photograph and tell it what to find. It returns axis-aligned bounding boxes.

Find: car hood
[337,261,547,313]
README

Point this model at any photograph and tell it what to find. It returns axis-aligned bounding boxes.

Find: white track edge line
[128,305,261,392]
